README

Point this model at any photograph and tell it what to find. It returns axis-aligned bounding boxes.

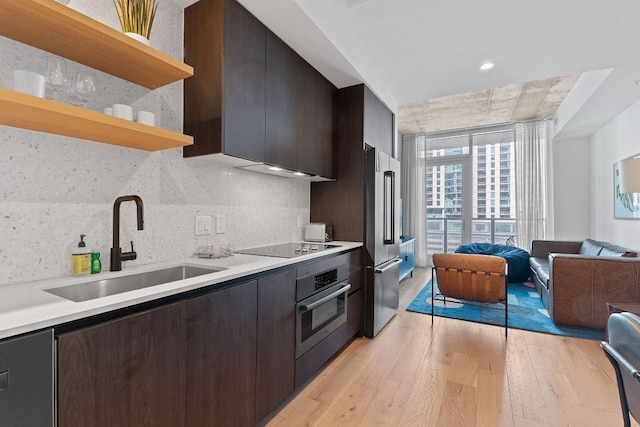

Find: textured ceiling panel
[397,74,580,135]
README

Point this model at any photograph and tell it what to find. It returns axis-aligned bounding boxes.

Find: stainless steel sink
[43,265,226,302]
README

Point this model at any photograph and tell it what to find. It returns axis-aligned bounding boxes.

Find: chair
[601,312,640,427]
[431,253,508,336]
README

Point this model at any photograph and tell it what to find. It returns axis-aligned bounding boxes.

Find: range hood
[184,152,335,182]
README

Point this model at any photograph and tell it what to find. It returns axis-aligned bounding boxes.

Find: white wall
[590,98,640,249]
[0,0,309,285]
[552,137,592,239]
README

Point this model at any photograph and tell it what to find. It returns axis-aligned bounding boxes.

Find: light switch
[195,215,212,236]
[216,215,226,234]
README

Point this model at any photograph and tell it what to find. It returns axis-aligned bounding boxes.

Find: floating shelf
[0,0,193,89]
[0,89,193,151]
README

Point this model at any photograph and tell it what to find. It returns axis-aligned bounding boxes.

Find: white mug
[112,104,133,120]
[13,70,46,98]
[136,111,155,126]
[103,107,113,116]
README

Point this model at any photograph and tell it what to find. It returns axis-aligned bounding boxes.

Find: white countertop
[0,241,362,340]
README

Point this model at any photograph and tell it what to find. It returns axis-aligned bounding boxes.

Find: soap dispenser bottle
[72,234,91,276]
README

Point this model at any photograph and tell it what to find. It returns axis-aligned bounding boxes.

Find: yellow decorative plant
[114,0,158,39]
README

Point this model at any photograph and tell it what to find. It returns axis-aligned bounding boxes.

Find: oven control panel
[297,264,348,302]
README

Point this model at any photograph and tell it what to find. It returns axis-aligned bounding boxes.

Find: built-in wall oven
[296,264,350,359]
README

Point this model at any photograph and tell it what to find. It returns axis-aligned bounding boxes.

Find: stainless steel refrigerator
[364,146,402,338]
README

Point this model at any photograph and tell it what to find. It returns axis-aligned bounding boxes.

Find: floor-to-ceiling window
[425,125,515,259]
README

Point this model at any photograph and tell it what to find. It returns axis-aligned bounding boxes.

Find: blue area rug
[406,279,605,340]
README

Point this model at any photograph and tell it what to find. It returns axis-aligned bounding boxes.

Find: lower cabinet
[57,300,189,427]
[186,280,258,427]
[56,251,359,426]
[256,269,296,421]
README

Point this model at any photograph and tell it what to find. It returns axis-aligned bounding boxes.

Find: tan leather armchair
[432,253,508,335]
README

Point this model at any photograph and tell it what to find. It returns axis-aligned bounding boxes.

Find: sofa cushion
[599,242,638,257]
[579,239,603,256]
[529,257,549,285]
[599,247,626,257]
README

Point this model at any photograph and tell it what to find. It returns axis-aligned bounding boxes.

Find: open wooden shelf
[0,0,193,89]
[0,89,193,151]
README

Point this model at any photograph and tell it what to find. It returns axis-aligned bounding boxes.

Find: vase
[124,32,151,46]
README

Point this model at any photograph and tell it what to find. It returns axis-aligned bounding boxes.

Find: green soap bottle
[91,252,102,274]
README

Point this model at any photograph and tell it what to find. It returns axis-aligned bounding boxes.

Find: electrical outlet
[216,215,226,234]
[195,215,212,236]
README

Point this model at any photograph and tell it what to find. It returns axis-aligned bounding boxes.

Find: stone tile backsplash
[0,0,310,285]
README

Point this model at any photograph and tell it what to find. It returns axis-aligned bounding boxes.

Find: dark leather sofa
[529,239,640,330]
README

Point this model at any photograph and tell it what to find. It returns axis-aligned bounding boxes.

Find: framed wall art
[614,162,640,219]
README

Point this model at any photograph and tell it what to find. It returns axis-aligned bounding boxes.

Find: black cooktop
[236,243,339,259]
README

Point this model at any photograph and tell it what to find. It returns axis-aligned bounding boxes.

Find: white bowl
[13,70,46,98]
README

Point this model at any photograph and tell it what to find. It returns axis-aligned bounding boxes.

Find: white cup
[136,110,155,126]
[112,103,133,120]
[103,107,113,115]
[13,70,46,98]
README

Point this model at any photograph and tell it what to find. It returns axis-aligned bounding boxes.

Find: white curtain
[401,134,428,267]
[514,120,554,250]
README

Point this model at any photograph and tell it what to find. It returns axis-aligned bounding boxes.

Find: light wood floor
[267,267,638,427]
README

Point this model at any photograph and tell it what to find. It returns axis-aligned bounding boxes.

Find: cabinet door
[57,302,188,427]
[266,30,298,170]
[363,85,394,156]
[255,269,296,422]
[363,85,379,149]
[186,281,258,427]
[223,0,266,161]
[297,60,335,178]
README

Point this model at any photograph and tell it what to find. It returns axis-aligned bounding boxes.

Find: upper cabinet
[363,85,394,157]
[184,0,266,161]
[297,59,336,178]
[184,0,336,179]
[0,0,194,151]
[265,30,298,170]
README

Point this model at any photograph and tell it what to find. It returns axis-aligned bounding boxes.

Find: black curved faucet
[110,195,144,271]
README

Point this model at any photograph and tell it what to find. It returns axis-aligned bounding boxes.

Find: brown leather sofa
[529,239,640,330]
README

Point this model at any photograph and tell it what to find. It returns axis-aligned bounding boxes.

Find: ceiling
[398,74,580,134]
[224,0,640,139]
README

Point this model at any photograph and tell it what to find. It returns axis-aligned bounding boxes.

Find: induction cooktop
[236,243,339,259]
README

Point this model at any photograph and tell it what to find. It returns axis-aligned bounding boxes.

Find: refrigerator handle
[383,170,395,244]
[374,257,402,273]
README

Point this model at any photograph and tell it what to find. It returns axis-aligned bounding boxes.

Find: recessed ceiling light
[480,62,494,71]
[293,171,307,176]
[268,166,283,171]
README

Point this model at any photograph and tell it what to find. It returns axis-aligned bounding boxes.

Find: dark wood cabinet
[297,59,336,178]
[184,0,266,161]
[56,251,360,426]
[186,281,258,427]
[57,301,188,427]
[311,84,394,242]
[184,0,336,178]
[266,30,298,170]
[364,84,394,156]
[255,269,296,421]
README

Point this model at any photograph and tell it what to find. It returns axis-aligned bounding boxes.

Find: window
[425,125,516,254]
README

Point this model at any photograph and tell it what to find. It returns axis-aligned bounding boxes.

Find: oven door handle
[375,257,402,273]
[299,283,351,312]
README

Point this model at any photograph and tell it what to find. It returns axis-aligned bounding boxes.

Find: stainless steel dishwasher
[0,328,54,427]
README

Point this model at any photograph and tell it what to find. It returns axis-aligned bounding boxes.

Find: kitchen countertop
[0,241,362,340]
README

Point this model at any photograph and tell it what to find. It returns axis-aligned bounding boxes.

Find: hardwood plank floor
[267,267,638,427]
